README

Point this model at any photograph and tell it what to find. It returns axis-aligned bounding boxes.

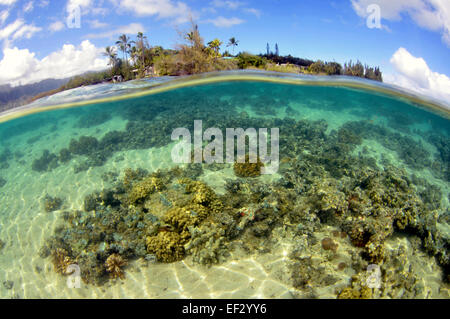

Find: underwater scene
[0,72,448,299]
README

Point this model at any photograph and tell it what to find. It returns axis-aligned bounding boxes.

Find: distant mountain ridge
[0,78,71,112]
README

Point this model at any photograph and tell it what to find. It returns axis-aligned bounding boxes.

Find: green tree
[185,23,201,49]
[116,34,133,67]
[130,46,138,66]
[207,38,223,58]
[227,37,239,55]
[102,46,118,74]
[136,32,148,68]
[324,62,342,75]
[237,52,267,69]
[177,20,211,74]
[344,60,364,77]
[308,60,326,74]
[374,67,383,82]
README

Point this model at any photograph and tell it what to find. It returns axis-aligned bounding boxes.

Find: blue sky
[0,0,449,103]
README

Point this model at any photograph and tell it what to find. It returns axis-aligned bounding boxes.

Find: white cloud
[0,0,17,5]
[12,23,41,40]
[0,40,108,86]
[91,7,108,15]
[49,21,65,32]
[0,18,22,39]
[351,0,422,20]
[211,0,244,10]
[23,1,33,13]
[0,9,8,24]
[202,7,216,14]
[38,0,49,7]
[0,19,41,46]
[206,16,244,28]
[385,47,450,105]
[209,1,259,20]
[85,22,144,39]
[67,0,106,17]
[88,19,108,28]
[351,0,450,47]
[243,8,261,18]
[114,0,192,23]
[67,0,92,12]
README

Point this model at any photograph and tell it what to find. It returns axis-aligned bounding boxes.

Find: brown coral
[347,223,371,247]
[233,154,264,178]
[364,237,385,263]
[146,232,185,263]
[105,253,127,279]
[51,248,74,274]
[127,176,163,204]
[43,195,63,212]
[337,287,372,299]
[180,179,223,216]
[164,207,200,232]
[322,237,338,252]
[337,262,347,271]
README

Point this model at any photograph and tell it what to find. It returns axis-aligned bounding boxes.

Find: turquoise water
[0,74,448,298]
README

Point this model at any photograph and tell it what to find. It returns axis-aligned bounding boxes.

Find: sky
[0,0,449,103]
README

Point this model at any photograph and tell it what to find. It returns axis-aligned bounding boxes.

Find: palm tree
[207,38,222,58]
[102,46,118,71]
[227,37,239,55]
[136,32,148,68]
[129,46,138,66]
[116,34,132,66]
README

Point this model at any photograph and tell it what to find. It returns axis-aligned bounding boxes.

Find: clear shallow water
[0,72,448,299]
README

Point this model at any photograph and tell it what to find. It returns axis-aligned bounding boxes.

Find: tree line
[41,20,383,96]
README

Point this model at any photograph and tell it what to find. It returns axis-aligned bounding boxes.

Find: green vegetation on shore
[30,21,383,102]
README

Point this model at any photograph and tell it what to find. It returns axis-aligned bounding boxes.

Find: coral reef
[337,262,347,271]
[32,150,59,172]
[76,253,108,285]
[42,167,231,284]
[68,136,99,155]
[37,93,449,296]
[127,176,163,204]
[321,237,338,253]
[51,248,74,274]
[337,286,372,299]
[0,148,12,169]
[105,253,127,279]
[146,232,185,263]
[184,222,229,264]
[58,148,72,163]
[341,121,432,171]
[43,195,63,212]
[289,255,339,290]
[233,155,264,177]
[76,111,112,128]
